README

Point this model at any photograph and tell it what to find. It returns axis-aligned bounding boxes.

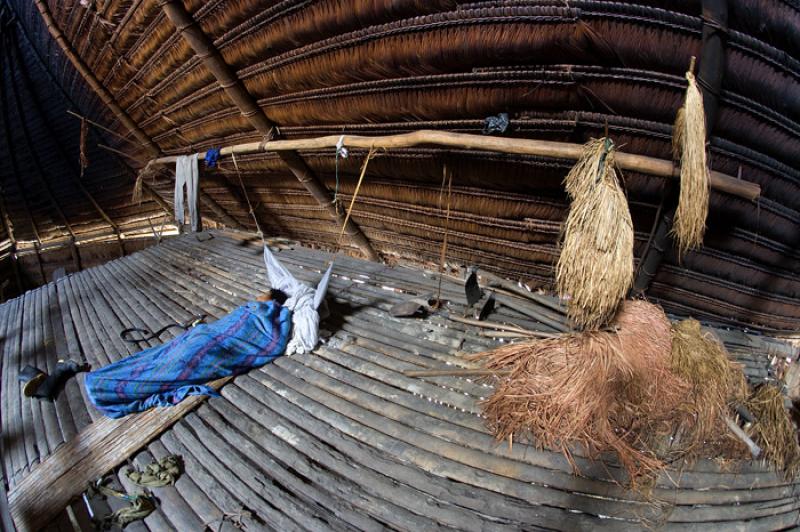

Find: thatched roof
[1,0,798,331]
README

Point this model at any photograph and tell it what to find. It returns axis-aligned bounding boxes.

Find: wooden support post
[632,0,729,294]
[158,0,380,261]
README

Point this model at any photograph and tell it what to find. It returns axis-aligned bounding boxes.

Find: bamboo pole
[150,130,759,201]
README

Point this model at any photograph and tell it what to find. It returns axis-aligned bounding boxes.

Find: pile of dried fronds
[668,319,749,458]
[671,67,710,257]
[479,301,688,483]
[478,303,800,485]
[745,384,800,479]
[556,138,634,330]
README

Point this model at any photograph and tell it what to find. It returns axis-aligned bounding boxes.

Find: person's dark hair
[270,288,289,305]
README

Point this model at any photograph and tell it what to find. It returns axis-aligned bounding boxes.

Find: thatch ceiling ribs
[30,0,249,233]
[2,28,80,270]
[159,0,380,261]
[10,4,175,238]
[8,25,125,256]
[32,0,161,158]
[0,27,48,283]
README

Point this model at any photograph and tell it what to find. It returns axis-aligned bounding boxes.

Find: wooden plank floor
[1,231,798,531]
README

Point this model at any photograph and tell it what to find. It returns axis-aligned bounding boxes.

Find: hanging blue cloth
[85,300,292,418]
[205,147,222,168]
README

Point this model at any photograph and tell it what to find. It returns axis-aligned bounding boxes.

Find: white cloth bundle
[263,246,332,355]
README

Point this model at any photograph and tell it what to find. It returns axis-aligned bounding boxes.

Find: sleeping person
[78,246,333,418]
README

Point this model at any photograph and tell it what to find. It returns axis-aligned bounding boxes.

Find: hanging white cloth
[175,154,201,232]
[263,245,333,355]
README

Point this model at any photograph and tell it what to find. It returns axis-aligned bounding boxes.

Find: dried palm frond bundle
[480,301,688,483]
[132,161,157,204]
[745,384,800,479]
[668,319,750,458]
[556,138,634,330]
[671,65,710,257]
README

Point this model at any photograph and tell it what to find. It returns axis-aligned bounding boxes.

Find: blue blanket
[85,301,292,418]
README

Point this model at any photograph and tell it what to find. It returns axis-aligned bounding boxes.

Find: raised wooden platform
[1,231,798,531]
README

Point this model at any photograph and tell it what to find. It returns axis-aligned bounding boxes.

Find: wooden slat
[7,378,229,532]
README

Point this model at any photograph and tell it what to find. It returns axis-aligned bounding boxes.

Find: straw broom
[556,138,633,330]
[671,59,710,257]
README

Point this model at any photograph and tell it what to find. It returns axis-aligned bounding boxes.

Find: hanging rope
[231,152,265,243]
[337,146,377,249]
[434,164,453,306]
[334,135,348,214]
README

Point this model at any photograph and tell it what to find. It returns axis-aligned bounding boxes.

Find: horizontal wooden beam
[151,130,760,201]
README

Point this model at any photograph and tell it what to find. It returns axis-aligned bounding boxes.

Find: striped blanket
[85,300,292,418]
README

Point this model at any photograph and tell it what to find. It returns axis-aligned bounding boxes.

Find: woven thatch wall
[4,0,800,331]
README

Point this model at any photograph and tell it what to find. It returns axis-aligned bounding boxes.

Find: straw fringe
[745,384,800,479]
[668,319,750,457]
[556,138,633,330]
[671,70,709,257]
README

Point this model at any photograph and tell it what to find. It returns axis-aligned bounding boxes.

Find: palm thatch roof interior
[0,0,799,529]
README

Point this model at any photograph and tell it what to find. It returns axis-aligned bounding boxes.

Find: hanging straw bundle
[556,138,634,330]
[132,161,157,204]
[668,319,750,458]
[479,301,689,483]
[671,61,710,257]
[745,384,800,479]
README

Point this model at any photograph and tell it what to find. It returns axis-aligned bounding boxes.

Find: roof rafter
[2,26,82,271]
[158,0,380,261]
[27,0,248,232]
[9,24,126,256]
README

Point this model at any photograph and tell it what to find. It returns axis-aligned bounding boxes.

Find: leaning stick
[722,416,762,458]
[479,330,558,339]
[404,368,511,378]
[148,130,759,201]
[448,315,542,335]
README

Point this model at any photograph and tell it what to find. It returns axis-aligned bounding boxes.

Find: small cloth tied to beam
[205,147,221,168]
[85,300,291,418]
[264,245,332,355]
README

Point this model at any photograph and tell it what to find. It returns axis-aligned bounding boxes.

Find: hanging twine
[434,164,453,306]
[231,152,264,243]
[336,146,377,250]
